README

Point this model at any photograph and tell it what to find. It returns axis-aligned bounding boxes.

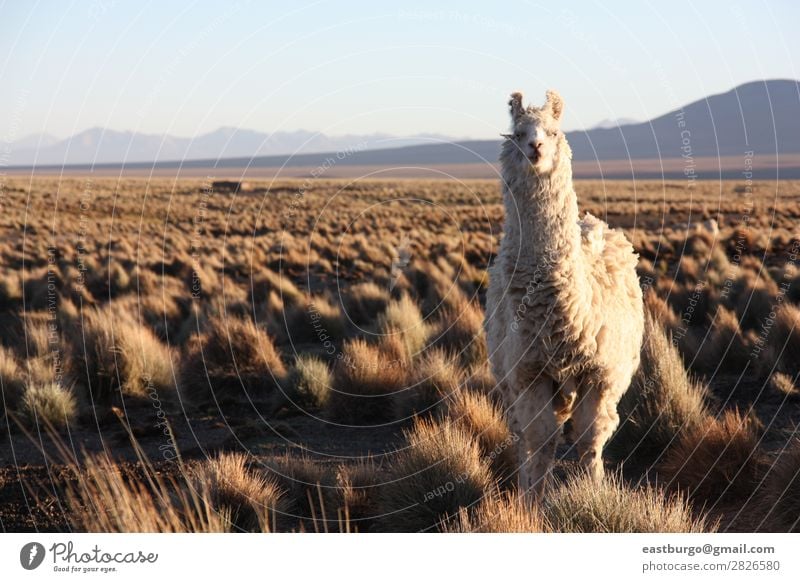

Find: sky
[1,0,798,142]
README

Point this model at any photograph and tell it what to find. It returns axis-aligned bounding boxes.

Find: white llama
[485,90,644,497]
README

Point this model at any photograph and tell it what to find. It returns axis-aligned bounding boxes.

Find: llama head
[503,90,568,176]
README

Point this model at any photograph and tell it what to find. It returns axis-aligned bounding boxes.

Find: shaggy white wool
[485,89,644,498]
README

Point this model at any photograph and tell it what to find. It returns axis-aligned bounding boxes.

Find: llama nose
[529,141,542,150]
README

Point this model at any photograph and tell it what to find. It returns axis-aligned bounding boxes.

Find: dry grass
[288,354,332,410]
[545,472,715,533]
[0,346,25,417]
[441,490,545,532]
[4,176,800,533]
[327,338,407,424]
[70,306,175,407]
[192,452,286,532]
[753,439,800,532]
[394,349,462,419]
[659,410,765,505]
[375,418,494,532]
[180,316,286,409]
[20,382,78,429]
[608,312,710,469]
[378,294,429,360]
[445,388,517,484]
[65,454,230,533]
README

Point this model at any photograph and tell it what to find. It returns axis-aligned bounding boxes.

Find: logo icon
[20,542,46,570]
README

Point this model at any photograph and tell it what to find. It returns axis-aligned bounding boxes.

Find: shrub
[180,316,286,410]
[192,452,286,532]
[288,355,332,409]
[752,440,800,532]
[378,294,429,360]
[374,418,493,532]
[608,312,710,470]
[343,282,390,326]
[0,346,25,417]
[394,349,462,419]
[70,307,175,407]
[428,298,488,370]
[441,490,545,532]
[659,410,765,505]
[65,454,229,533]
[545,472,714,533]
[446,389,517,484]
[327,339,407,425]
[21,382,77,429]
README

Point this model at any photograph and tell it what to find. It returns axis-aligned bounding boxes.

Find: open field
[1,176,800,532]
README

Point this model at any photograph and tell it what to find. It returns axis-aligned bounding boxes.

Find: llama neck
[500,165,582,279]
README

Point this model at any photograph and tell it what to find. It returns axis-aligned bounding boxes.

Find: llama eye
[514,132,524,140]
[546,130,558,137]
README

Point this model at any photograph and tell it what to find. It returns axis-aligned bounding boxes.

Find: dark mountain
[566,79,800,161]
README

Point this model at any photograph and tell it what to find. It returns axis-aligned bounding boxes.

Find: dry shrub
[441,490,545,532]
[284,295,345,344]
[65,454,229,533]
[760,304,800,378]
[336,459,380,532]
[0,269,22,308]
[252,268,303,307]
[428,298,488,370]
[70,307,175,408]
[288,354,331,410]
[753,440,800,532]
[192,452,286,532]
[180,316,286,409]
[445,389,516,484]
[694,306,751,373]
[21,382,77,429]
[394,349,462,419]
[378,294,429,360]
[375,418,493,532]
[608,312,709,469]
[0,346,25,416]
[262,455,344,531]
[659,410,765,505]
[733,276,777,331]
[343,282,390,326]
[327,338,407,424]
[545,472,714,533]
[768,372,798,397]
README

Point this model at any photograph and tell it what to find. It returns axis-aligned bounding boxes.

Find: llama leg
[570,379,621,484]
[515,378,559,499]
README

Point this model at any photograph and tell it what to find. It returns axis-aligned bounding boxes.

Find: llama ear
[509,92,525,120]
[543,89,564,121]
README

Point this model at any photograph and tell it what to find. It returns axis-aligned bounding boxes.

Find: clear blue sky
[1,0,798,141]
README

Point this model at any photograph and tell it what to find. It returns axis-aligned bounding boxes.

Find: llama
[485,90,644,498]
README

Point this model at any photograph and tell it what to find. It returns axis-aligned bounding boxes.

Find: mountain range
[9,80,800,179]
[7,128,457,166]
